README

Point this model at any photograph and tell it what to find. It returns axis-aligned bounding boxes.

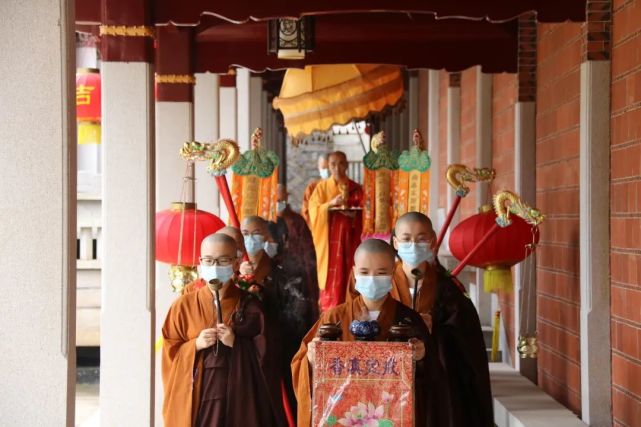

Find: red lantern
[448,206,539,293]
[76,68,101,122]
[156,203,225,291]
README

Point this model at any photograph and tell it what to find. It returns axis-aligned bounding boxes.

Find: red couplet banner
[312,341,414,427]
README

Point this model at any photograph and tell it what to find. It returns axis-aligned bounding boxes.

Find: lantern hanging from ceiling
[156,202,225,292]
[448,205,540,293]
[268,17,315,60]
[76,68,101,145]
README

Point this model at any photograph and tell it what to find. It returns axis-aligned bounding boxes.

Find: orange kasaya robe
[162,280,284,427]
[291,295,430,427]
[346,261,437,330]
[301,178,320,226]
[308,177,363,311]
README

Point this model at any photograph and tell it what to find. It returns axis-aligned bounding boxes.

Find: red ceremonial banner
[312,341,414,427]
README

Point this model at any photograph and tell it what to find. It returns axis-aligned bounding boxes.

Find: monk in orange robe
[240,215,318,421]
[182,226,247,295]
[162,233,285,427]
[291,239,433,427]
[347,212,494,426]
[308,151,363,311]
[301,153,329,225]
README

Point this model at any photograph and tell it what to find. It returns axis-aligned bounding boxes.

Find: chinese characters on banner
[312,341,414,427]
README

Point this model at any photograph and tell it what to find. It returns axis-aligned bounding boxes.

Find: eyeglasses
[199,256,236,266]
[396,237,435,245]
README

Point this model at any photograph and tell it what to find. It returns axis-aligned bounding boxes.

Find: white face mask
[244,234,265,256]
[276,201,287,213]
[319,168,330,179]
[264,241,278,258]
[354,275,393,301]
[200,264,234,285]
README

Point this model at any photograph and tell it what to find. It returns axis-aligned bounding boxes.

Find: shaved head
[328,151,347,162]
[393,211,437,252]
[395,212,433,232]
[241,216,269,246]
[242,215,268,230]
[353,238,397,276]
[217,226,245,253]
[354,239,396,264]
[201,233,237,257]
[242,215,267,227]
[328,151,348,180]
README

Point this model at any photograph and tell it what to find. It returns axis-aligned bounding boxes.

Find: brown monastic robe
[291,295,432,427]
[162,281,284,427]
[346,261,437,326]
[252,252,317,422]
[346,261,494,426]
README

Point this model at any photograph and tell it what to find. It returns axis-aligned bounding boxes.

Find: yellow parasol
[272,64,404,136]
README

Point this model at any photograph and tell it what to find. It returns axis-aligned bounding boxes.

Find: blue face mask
[200,265,234,285]
[244,234,265,256]
[264,241,278,258]
[319,168,330,179]
[396,242,434,266]
[354,275,393,301]
[276,201,287,213]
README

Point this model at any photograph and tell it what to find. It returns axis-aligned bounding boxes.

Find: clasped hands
[195,324,235,350]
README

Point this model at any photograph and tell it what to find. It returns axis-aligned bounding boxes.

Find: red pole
[281,380,296,427]
[451,223,500,277]
[214,175,240,228]
[435,195,462,252]
[213,174,250,263]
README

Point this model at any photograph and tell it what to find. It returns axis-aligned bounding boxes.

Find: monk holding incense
[308,151,363,310]
[347,212,494,426]
[292,239,432,427]
[274,183,319,319]
[161,233,285,427]
[240,215,317,420]
[181,226,247,295]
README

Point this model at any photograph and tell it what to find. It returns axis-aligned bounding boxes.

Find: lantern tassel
[491,310,501,362]
[484,267,513,293]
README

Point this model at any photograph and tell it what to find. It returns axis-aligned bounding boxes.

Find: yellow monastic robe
[308,177,363,301]
[308,177,339,292]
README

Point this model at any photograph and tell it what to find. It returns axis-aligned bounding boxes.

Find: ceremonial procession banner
[396,130,431,218]
[231,128,279,222]
[312,341,414,427]
[362,131,400,237]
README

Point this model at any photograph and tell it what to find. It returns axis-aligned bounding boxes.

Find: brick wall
[491,73,518,363]
[460,68,478,219]
[611,1,641,425]
[535,22,583,414]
